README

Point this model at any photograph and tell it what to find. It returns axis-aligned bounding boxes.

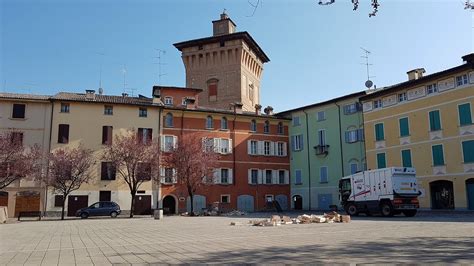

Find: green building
[278,91,366,210]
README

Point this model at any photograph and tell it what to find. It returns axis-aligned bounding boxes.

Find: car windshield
[340,179,351,191]
[90,203,100,208]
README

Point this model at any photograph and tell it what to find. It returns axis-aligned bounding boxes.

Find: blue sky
[1,0,472,111]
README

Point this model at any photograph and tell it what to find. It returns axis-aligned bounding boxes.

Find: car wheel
[345,203,359,216]
[80,212,89,219]
[110,211,118,218]
[380,202,394,217]
[402,210,417,217]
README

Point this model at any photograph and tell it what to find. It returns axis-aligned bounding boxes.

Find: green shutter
[429,110,441,131]
[458,103,472,126]
[432,145,445,166]
[462,140,474,163]
[399,118,410,137]
[375,123,384,141]
[377,153,386,169]
[401,149,412,167]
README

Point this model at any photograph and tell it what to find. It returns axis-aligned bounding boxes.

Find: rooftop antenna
[360,47,375,89]
[154,49,167,85]
[96,52,105,92]
[121,64,127,92]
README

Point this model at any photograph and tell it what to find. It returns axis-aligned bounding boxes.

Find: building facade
[361,54,474,210]
[0,93,52,217]
[278,92,366,210]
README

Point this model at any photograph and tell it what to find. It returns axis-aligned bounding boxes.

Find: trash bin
[154,208,163,220]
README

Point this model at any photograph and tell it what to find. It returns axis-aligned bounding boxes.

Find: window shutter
[228,169,233,184]
[228,138,233,153]
[160,136,165,151]
[247,140,252,155]
[345,131,349,143]
[160,167,165,177]
[258,141,264,155]
[172,168,177,183]
[291,136,295,152]
[284,170,289,184]
[257,170,263,184]
[137,128,144,143]
[213,169,220,184]
[300,134,304,150]
[173,136,178,149]
[213,138,220,153]
[248,169,252,184]
[101,162,107,180]
[102,126,107,144]
[283,142,287,156]
[272,170,277,185]
[270,142,275,156]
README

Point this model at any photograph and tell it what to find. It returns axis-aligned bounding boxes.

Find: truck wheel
[380,202,394,217]
[402,210,417,217]
[345,203,359,216]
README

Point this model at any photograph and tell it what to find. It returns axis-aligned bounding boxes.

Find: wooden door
[67,195,89,216]
[133,195,151,215]
[0,191,8,207]
[14,193,40,217]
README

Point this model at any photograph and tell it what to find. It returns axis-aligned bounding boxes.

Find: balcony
[314,145,330,156]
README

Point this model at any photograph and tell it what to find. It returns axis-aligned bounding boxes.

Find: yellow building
[361,54,474,210]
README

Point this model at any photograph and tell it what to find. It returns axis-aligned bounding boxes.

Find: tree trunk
[61,196,66,220]
[189,192,194,216]
[130,193,136,218]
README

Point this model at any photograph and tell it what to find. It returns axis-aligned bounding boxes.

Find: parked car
[76,201,121,219]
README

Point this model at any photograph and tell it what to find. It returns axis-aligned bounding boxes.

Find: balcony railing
[314,144,330,156]
[160,176,177,185]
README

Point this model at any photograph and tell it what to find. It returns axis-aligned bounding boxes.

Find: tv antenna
[121,64,127,91]
[96,52,105,92]
[360,47,375,89]
[154,49,167,85]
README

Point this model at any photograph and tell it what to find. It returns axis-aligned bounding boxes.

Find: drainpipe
[335,103,345,177]
[303,110,311,210]
[43,99,55,216]
[232,111,236,186]
[156,107,163,210]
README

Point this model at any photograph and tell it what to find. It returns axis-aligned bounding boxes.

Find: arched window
[221,117,228,130]
[250,119,257,132]
[165,113,173,127]
[277,122,284,134]
[263,121,270,134]
[206,116,213,129]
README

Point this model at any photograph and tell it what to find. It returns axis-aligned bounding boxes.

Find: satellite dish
[365,80,373,89]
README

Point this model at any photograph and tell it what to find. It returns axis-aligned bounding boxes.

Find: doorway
[293,195,303,210]
[162,195,176,215]
[466,178,474,210]
[430,180,455,209]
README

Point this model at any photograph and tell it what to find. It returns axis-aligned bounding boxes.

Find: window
[10,132,23,145]
[277,122,284,134]
[375,123,384,141]
[265,170,273,184]
[432,145,445,166]
[292,116,301,126]
[139,107,147,118]
[101,162,116,180]
[99,191,111,202]
[137,163,151,181]
[60,103,70,113]
[295,170,302,185]
[137,128,153,144]
[429,110,442,131]
[401,149,412,167]
[249,140,258,155]
[345,129,364,143]
[456,74,469,86]
[264,141,271,155]
[462,140,474,163]
[265,195,274,203]
[165,113,173,127]
[221,117,228,130]
[206,116,213,129]
[376,153,386,169]
[318,129,326,146]
[350,163,358,174]
[164,97,173,105]
[104,105,113,115]
[426,83,438,94]
[102,126,113,145]
[458,103,472,126]
[320,167,328,183]
[277,142,285,156]
[263,121,270,134]
[221,169,229,184]
[181,97,187,106]
[398,92,407,102]
[54,195,64,207]
[278,170,285,184]
[220,195,230,203]
[291,135,304,151]
[220,138,230,154]
[163,168,175,183]
[373,99,382,109]
[208,80,218,102]
[251,169,259,184]
[344,103,361,114]
[250,120,257,132]
[317,111,326,121]
[162,135,177,152]
[12,104,26,118]
[58,124,69,143]
[399,117,410,137]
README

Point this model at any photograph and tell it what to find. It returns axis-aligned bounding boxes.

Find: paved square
[1,212,473,264]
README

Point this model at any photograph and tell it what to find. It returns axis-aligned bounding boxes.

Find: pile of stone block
[243,212,350,227]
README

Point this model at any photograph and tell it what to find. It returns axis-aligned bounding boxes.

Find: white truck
[339,167,420,217]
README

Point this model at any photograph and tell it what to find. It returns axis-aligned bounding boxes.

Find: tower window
[220,41,225,47]
[207,79,218,102]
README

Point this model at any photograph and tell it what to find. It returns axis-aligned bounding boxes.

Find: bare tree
[466,0,474,9]
[45,145,95,220]
[102,129,160,218]
[318,0,379,17]
[162,133,219,215]
[0,131,42,189]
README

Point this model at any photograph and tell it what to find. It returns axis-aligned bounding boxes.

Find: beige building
[46,90,162,216]
[174,12,270,112]
[0,93,52,217]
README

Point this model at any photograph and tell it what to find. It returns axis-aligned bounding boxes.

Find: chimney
[185,97,196,109]
[264,106,274,116]
[122,93,128,97]
[407,68,426,81]
[462,53,474,64]
[212,11,236,36]
[255,104,262,115]
[231,102,243,114]
[85,90,96,100]
[152,86,161,104]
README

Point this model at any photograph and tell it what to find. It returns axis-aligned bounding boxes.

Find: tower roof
[173,31,270,63]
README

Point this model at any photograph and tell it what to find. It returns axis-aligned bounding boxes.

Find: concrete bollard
[154,209,163,220]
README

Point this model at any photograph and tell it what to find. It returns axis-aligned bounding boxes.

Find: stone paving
[1,212,474,264]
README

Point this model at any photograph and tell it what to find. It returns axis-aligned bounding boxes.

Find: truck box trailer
[339,167,420,217]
